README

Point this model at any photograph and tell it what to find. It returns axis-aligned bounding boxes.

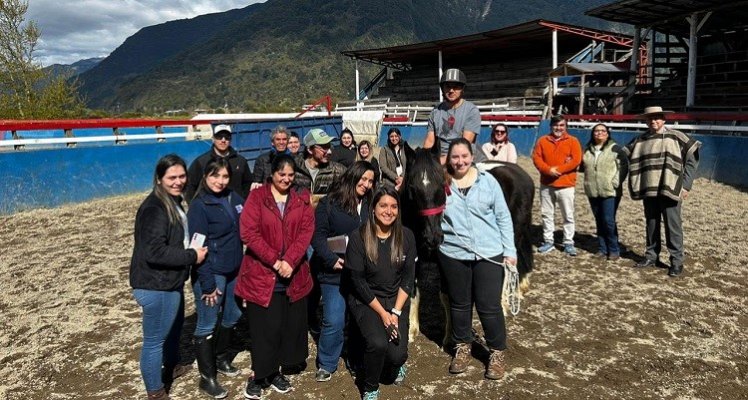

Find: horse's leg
[408,287,420,342]
[440,292,452,348]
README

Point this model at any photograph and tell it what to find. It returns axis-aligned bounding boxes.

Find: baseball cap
[303,128,335,147]
[213,124,232,137]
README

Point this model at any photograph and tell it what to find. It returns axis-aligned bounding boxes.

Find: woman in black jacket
[311,161,377,382]
[344,186,417,400]
[331,128,358,168]
[130,154,208,400]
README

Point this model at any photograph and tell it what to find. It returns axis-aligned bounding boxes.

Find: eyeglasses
[314,143,332,151]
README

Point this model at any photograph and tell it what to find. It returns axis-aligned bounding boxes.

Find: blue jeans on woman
[316,283,346,373]
[588,196,621,256]
[133,288,184,392]
[192,274,242,337]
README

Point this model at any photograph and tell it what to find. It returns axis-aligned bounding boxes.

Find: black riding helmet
[440,68,467,86]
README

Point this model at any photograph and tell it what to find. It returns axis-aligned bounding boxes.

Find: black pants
[349,297,409,393]
[242,293,308,381]
[438,252,507,350]
[643,196,684,267]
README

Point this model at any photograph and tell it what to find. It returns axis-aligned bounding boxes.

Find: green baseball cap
[303,128,335,147]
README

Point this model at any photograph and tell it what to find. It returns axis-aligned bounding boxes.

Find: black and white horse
[401,146,535,343]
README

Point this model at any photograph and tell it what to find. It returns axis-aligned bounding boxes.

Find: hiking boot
[485,349,506,380]
[147,388,170,400]
[668,264,684,277]
[270,374,291,393]
[449,343,471,374]
[243,379,262,400]
[607,253,620,261]
[563,244,577,256]
[394,364,407,385]
[634,258,657,268]
[594,251,607,259]
[362,389,380,400]
[315,368,332,382]
[537,242,555,253]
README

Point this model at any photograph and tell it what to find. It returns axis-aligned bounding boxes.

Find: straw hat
[639,106,674,118]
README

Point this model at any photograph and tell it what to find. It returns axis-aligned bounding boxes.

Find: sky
[27,0,264,66]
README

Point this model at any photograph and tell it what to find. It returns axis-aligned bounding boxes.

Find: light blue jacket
[440,169,516,260]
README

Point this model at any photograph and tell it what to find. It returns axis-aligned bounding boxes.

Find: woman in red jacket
[234,154,315,400]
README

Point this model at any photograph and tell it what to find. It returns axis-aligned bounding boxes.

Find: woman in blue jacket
[439,138,516,381]
[187,158,245,399]
[130,154,207,400]
[311,161,377,382]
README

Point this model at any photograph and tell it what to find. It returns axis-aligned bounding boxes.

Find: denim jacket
[440,169,516,260]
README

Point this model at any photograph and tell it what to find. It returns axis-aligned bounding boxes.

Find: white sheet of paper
[190,232,206,249]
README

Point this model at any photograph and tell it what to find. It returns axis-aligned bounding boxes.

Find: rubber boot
[194,335,228,399]
[214,326,241,377]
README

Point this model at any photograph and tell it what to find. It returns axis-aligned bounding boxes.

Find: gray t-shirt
[427,100,481,155]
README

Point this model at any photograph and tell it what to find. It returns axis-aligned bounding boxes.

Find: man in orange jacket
[532,115,583,255]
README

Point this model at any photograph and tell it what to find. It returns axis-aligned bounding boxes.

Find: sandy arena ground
[1,157,747,400]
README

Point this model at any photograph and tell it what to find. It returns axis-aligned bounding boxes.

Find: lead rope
[442,216,521,316]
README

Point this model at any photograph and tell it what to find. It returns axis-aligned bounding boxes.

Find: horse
[401,146,535,344]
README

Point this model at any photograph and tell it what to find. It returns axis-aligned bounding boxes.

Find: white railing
[0,131,207,148]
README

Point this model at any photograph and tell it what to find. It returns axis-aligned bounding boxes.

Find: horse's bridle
[418,185,451,217]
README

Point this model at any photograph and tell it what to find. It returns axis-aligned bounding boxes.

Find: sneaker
[449,343,471,374]
[563,244,577,256]
[537,242,555,253]
[594,251,607,259]
[607,253,620,261]
[315,368,332,382]
[394,364,407,385]
[270,374,291,393]
[485,349,506,380]
[362,389,380,400]
[243,379,262,400]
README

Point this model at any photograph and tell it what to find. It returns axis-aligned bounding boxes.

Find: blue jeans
[192,274,242,337]
[588,196,620,255]
[316,283,346,372]
[133,288,184,392]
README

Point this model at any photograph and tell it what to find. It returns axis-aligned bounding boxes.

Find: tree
[0,0,84,118]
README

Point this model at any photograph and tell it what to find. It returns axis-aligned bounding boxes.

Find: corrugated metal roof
[586,0,748,36]
[341,19,632,68]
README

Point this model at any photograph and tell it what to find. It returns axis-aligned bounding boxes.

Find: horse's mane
[407,148,445,188]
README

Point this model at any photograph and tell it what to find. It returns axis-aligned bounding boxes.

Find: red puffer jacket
[234,184,315,307]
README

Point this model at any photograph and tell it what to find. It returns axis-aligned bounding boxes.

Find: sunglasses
[214,135,231,141]
[494,130,507,134]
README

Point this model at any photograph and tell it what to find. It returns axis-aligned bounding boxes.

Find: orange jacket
[532,132,583,188]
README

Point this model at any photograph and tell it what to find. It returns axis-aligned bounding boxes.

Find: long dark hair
[361,186,404,268]
[387,127,402,149]
[586,123,614,149]
[327,160,377,214]
[153,154,187,226]
[445,137,474,177]
[270,153,296,176]
[195,158,232,199]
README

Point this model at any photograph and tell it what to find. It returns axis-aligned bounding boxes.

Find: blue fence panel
[0,116,342,214]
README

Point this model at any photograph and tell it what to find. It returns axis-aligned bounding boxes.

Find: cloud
[27,0,263,65]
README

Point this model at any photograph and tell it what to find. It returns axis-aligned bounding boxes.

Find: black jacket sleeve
[311,199,340,271]
[345,231,376,304]
[139,205,197,268]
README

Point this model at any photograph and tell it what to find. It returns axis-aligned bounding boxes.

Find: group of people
[128,64,701,400]
[531,108,701,280]
[129,118,429,400]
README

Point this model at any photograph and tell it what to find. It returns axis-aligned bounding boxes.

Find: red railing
[0,119,208,132]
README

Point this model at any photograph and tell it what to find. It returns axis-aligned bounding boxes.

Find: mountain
[45,57,104,79]
[78,0,616,112]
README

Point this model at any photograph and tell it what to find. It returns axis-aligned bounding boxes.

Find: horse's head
[403,146,447,253]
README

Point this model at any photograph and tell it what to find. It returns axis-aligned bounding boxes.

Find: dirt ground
[1,157,747,400]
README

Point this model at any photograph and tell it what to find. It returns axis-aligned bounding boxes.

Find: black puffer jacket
[129,192,197,291]
[185,147,253,202]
